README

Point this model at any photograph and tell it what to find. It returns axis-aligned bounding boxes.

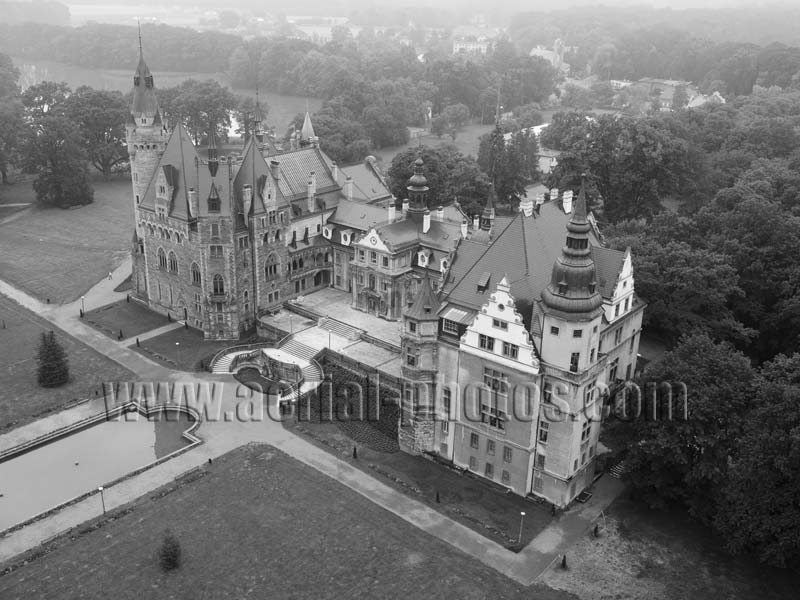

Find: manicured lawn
[0,445,573,600]
[130,326,250,371]
[541,495,799,600]
[84,299,169,340]
[0,293,135,433]
[0,175,133,304]
[283,416,552,548]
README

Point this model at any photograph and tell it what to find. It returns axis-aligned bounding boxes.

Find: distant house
[687,90,726,108]
[452,25,500,55]
[530,39,572,75]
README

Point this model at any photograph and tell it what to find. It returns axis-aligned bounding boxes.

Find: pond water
[0,410,195,531]
[11,58,322,133]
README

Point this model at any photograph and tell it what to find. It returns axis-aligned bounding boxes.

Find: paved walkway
[0,265,625,584]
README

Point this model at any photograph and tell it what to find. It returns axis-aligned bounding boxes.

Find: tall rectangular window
[487,439,495,455]
[502,342,519,359]
[470,433,479,449]
[479,334,495,351]
[538,421,549,443]
[503,446,513,463]
[570,352,579,373]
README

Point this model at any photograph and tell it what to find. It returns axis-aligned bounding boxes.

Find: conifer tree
[37,330,69,387]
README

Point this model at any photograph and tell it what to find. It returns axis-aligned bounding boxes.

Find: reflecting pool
[0,409,196,530]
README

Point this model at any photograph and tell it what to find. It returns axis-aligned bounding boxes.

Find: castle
[126,50,644,506]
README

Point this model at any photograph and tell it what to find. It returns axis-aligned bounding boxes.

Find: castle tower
[399,274,441,454]
[480,183,496,231]
[126,38,166,218]
[300,110,316,146]
[536,178,605,506]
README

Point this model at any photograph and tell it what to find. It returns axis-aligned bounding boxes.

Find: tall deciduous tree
[620,335,756,524]
[387,145,490,214]
[24,115,94,208]
[551,114,691,221]
[63,86,128,177]
[158,79,235,144]
[715,353,800,567]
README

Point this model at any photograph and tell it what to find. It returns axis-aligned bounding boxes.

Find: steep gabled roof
[405,275,441,321]
[130,52,159,119]
[443,201,600,314]
[592,246,627,299]
[271,147,337,200]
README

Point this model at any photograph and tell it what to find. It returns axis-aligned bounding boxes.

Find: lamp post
[98,486,106,514]
[175,342,180,368]
[518,511,526,544]
[80,295,85,316]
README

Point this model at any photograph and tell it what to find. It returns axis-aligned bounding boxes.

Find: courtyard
[0,445,570,600]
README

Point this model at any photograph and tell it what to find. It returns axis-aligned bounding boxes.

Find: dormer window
[589,281,597,294]
[441,258,449,272]
[418,250,428,267]
[558,279,568,295]
[477,271,491,293]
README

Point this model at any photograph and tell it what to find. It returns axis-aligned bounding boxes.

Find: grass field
[131,326,247,371]
[0,293,135,432]
[85,300,170,340]
[283,416,551,548]
[0,175,132,304]
[542,495,799,600]
[0,444,573,600]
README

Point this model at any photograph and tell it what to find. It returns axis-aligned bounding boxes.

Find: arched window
[157,247,167,270]
[175,233,181,244]
[265,254,280,279]
[298,257,304,269]
[275,230,281,242]
[243,290,249,300]
[191,263,201,286]
[165,230,171,242]
[292,259,297,271]
[315,253,323,266]
[212,274,225,295]
[168,251,178,273]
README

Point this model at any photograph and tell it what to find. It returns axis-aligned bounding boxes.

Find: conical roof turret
[405,274,440,321]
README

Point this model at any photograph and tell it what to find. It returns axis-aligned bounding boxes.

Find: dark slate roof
[272,147,337,200]
[139,123,232,220]
[442,201,600,313]
[592,246,626,299]
[329,198,388,231]
[130,53,159,119]
[341,158,393,203]
[405,275,441,321]
[377,218,461,252]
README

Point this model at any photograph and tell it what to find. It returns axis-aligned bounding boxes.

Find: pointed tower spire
[130,25,160,123]
[540,175,602,318]
[301,109,316,145]
[207,124,219,177]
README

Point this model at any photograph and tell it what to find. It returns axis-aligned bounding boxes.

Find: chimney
[436,205,444,221]
[344,176,353,201]
[307,176,315,213]
[473,215,479,230]
[188,188,198,218]
[270,160,280,180]
[332,161,339,182]
[519,195,534,217]
[423,209,431,234]
[549,187,559,203]
[402,199,409,214]
[388,202,396,223]
[310,171,317,196]
[461,219,468,238]
[535,192,545,215]
[563,190,574,214]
